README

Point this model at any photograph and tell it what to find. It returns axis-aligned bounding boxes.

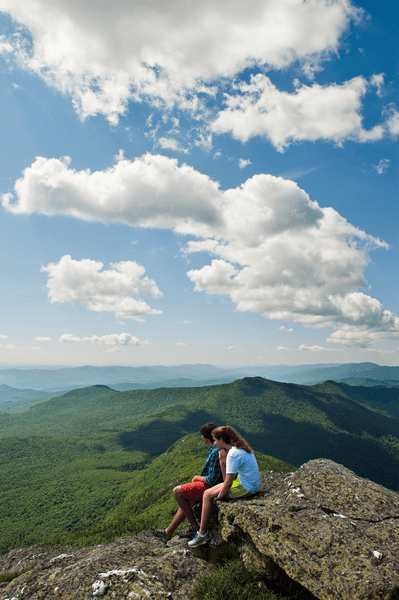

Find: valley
[1,372,399,555]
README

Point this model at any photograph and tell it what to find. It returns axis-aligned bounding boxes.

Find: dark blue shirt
[201,444,223,487]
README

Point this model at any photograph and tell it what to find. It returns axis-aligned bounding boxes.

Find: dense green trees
[1,376,399,555]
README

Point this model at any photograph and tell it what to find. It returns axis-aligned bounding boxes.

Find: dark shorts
[181,481,210,505]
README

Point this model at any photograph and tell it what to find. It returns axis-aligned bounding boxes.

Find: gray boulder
[1,459,399,599]
[0,533,211,599]
[213,459,399,599]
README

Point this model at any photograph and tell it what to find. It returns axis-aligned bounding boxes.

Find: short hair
[200,422,218,441]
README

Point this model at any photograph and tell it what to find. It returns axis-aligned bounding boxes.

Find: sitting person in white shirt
[188,425,260,548]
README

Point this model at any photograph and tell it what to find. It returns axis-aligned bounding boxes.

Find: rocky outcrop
[0,534,212,600]
[213,459,399,600]
[1,459,399,600]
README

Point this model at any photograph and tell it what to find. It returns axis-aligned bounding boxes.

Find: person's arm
[192,475,206,482]
[215,473,235,499]
[219,448,227,480]
[192,446,220,483]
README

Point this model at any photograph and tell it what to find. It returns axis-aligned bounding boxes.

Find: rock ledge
[213,459,399,600]
[1,459,399,600]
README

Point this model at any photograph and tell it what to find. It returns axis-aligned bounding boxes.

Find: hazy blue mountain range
[0,364,231,392]
[282,362,399,385]
[0,384,53,412]
[339,377,399,388]
[2,362,399,393]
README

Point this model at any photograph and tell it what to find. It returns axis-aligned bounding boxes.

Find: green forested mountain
[48,434,292,549]
[311,380,399,419]
[0,385,207,438]
[0,430,292,554]
[115,377,399,489]
[1,376,399,555]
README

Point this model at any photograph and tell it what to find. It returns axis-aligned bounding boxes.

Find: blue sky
[0,0,398,367]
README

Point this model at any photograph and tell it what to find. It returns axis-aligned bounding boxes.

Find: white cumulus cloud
[327,319,399,348]
[239,159,252,169]
[1,0,392,151]
[211,74,386,150]
[2,153,221,236]
[41,255,163,321]
[384,105,399,137]
[3,153,397,346]
[0,0,359,122]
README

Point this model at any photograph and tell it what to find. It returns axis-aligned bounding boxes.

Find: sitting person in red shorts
[150,422,223,542]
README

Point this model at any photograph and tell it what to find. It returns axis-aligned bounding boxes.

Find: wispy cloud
[278,164,326,181]
[60,333,151,346]
[299,344,331,352]
[372,158,390,174]
[158,137,187,153]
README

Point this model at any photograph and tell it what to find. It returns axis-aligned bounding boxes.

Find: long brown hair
[212,426,253,453]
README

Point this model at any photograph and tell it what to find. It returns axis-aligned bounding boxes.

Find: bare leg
[198,485,229,535]
[166,486,199,535]
[165,508,186,536]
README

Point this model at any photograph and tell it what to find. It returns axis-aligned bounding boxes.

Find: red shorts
[181,480,210,505]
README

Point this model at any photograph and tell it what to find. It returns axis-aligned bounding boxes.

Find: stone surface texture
[214,459,399,600]
[1,459,399,600]
[0,533,212,600]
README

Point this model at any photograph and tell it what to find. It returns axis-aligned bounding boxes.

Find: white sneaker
[187,531,211,547]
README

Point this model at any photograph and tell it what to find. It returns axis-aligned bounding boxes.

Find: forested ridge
[1,376,399,555]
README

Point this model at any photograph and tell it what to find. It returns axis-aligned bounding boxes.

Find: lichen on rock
[0,533,212,600]
[213,459,399,600]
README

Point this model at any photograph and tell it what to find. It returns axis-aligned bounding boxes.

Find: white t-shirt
[226,446,260,494]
